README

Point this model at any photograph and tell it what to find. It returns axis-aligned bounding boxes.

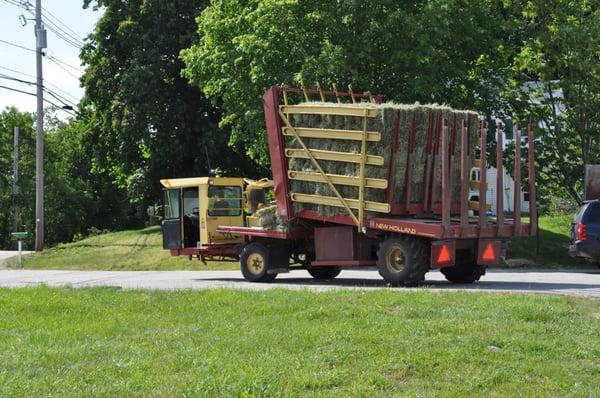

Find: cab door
[162,188,181,249]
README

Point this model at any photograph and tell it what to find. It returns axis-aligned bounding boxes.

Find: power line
[1,0,24,8]
[41,5,83,40]
[44,88,76,108]
[46,54,83,73]
[0,82,34,96]
[0,73,78,107]
[0,72,35,86]
[0,38,36,53]
[45,24,83,49]
[0,78,77,112]
[45,56,80,80]
[0,65,80,102]
[3,0,84,49]
[42,10,84,46]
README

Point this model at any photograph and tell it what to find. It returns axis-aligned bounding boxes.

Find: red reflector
[437,245,451,264]
[482,243,496,262]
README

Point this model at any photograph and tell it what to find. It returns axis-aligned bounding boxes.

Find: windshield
[208,185,242,216]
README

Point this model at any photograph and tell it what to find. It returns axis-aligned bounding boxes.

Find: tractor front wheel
[307,266,342,280]
[376,236,429,286]
[240,242,277,282]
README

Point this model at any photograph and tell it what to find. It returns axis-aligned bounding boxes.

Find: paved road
[1,268,599,297]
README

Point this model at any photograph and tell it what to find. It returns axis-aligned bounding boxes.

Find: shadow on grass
[197,275,600,293]
[68,243,154,248]
[136,227,161,235]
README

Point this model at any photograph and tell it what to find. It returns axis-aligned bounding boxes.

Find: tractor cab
[160,177,272,251]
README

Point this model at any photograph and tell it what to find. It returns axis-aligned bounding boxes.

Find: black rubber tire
[440,264,486,284]
[376,236,429,286]
[240,242,277,282]
[307,266,342,280]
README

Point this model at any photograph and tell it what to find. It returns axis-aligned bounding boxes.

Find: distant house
[469,126,530,216]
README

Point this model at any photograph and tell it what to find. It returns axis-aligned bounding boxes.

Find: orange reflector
[437,244,451,264]
[482,243,496,262]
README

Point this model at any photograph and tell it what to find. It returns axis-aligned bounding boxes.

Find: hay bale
[255,205,293,231]
[285,102,479,217]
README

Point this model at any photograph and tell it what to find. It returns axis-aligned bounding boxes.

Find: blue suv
[569,200,600,266]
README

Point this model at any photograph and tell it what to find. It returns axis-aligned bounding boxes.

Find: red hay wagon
[178,85,537,285]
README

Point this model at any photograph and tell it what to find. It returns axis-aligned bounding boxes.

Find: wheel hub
[387,247,406,273]
[246,252,265,275]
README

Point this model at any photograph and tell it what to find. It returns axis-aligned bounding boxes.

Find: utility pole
[12,127,20,235]
[34,0,46,251]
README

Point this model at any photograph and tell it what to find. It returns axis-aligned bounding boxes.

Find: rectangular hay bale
[284,102,479,217]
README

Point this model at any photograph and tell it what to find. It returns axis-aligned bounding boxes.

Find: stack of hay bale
[255,205,292,231]
[286,102,480,217]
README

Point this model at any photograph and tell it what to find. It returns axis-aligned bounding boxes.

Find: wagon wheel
[376,236,429,286]
[240,242,277,282]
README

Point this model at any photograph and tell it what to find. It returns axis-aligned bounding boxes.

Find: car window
[574,203,588,222]
[586,202,600,222]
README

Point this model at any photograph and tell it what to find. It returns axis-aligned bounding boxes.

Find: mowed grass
[508,214,589,267]
[0,287,598,396]
[4,226,237,271]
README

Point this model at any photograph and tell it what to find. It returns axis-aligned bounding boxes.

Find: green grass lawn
[2,214,589,270]
[0,287,598,396]
[507,214,589,267]
[3,226,237,271]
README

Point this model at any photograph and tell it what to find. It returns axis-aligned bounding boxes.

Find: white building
[469,127,530,216]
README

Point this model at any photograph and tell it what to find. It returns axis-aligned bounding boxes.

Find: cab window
[208,186,242,216]
[164,189,180,219]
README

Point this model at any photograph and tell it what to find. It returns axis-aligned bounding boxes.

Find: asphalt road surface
[1,268,599,298]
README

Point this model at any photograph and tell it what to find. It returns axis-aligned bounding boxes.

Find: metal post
[496,123,504,235]
[441,120,450,237]
[34,0,46,251]
[527,122,538,236]
[513,123,522,236]
[479,121,487,229]
[17,240,23,267]
[459,119,469,231]
[12,127,19,234]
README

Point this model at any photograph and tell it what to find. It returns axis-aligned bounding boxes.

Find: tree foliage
[506,0,600,202]
[81,0,258,219]
[0,108,103,249]
[181,0,515,165]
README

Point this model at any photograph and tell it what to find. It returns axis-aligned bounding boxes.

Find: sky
[0,0,102,117]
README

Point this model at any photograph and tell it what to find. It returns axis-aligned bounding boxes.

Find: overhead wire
[0,73,78,108]
[0,83,76,116]
[45,54,83,74]
[45,56,81,80]
[41,5,84,41]
[4,0,84,49]
[41,8,84,47]
[0,0,84,115]
[0,38,36,53]
[0,65,81,102]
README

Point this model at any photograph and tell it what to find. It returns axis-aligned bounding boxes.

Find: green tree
[0,108,35,249]
[0,108,98,249]
[81,0,257,223]
[181,0,515,165]
[507,0,600,203]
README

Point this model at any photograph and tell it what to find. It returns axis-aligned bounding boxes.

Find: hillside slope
[3,227,237,271]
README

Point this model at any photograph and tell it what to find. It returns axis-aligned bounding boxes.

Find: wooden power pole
[12,126,20,234]
[34,0,46,251]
